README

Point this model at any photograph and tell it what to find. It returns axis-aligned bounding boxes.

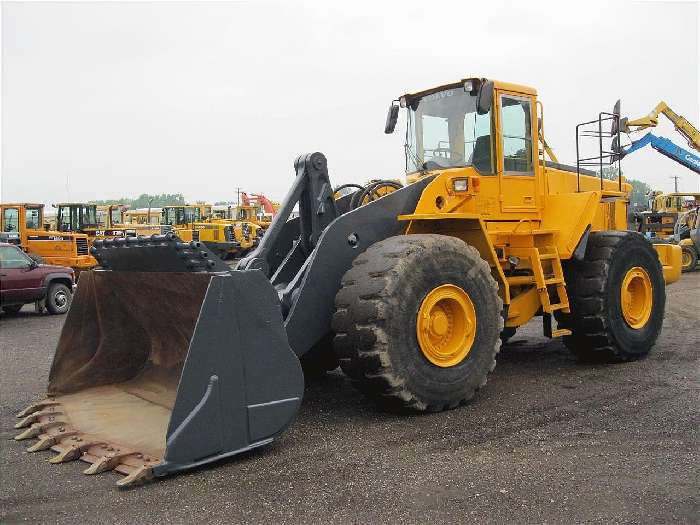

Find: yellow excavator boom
[623,101,700,153]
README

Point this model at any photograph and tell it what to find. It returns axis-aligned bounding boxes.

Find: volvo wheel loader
[15,77,681,487]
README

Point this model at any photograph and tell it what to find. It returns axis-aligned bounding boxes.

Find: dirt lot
[1,274,698,524]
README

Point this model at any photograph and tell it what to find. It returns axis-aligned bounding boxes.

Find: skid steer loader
[15,77,682,487]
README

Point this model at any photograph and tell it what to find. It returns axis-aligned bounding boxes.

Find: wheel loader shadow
[134,338,632,485]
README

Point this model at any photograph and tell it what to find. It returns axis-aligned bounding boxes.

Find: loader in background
[55,202,137,242]
[674,208,700,272]
[635,192,700,239]
[15,77,681,487]
[0,203,96,270]
[161,204,260,258]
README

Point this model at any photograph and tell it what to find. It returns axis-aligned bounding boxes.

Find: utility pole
[670,175,680,192]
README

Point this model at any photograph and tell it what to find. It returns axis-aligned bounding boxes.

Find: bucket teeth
[48,439,104,464]
[116,465,154,488]
[16,400,58,418]
[84,452,134,475]
[26,430,79,453]
[15,421,65,441]
[15,408,63,429]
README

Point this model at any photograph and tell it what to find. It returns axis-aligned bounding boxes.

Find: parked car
[0,242,76,315]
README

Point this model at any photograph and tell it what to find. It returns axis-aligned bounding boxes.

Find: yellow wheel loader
[15,78,681,487]
[161,204,258,259]
[1,203,96,270]
[674,209,699,272]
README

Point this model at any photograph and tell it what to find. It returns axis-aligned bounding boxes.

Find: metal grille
[575,109,622,192]
[75,237,89,255]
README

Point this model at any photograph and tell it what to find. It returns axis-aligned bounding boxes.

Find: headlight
[452,178,468,192]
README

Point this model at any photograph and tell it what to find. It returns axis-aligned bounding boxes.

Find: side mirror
[611,99,621,135]
[476,80,494,115]
[384,101,400,134]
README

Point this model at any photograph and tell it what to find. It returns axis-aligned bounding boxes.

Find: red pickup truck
[0,242,76,315]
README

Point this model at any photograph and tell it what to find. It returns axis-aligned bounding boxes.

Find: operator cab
[387,78,535,179]
[55,203,98,233]
[162,205,202,226]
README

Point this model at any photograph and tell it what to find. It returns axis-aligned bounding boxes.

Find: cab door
[496,92,539,213]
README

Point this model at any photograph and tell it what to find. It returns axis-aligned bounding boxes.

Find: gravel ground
[1,274,698,524]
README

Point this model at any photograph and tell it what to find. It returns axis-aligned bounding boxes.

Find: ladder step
[551,328,572,338]
[506,275,535,286]
[539,253,557,260]
[548,303,569,312]
[544,278,564,285]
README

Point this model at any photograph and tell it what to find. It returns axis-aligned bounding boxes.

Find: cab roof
[402,77,537,101]
[1,203,45,207]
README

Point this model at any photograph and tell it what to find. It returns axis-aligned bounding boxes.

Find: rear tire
[332,234,502,412]
[681,245,697,272]
[46,283,72,315]
[557,231,665,362]
[2,304,23,315]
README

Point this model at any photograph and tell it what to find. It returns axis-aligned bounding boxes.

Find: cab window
[3,208,19,232]
[501,96,533,175]
[0,245,31,269]
[25,208,41,229]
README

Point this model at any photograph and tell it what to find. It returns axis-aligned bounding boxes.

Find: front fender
[653,243,682,284]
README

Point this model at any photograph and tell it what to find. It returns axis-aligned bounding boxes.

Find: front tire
[558,231,665,362]
[46,283,72,315]
[332,234,502,412]
[681,245,698,272]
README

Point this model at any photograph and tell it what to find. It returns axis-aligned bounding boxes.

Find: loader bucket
[15,241,304,487]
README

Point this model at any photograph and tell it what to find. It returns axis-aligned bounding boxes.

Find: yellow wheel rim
[620,266,653,329]
[416,284,476,367]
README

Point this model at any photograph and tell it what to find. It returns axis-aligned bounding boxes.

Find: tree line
[89,193,186,208]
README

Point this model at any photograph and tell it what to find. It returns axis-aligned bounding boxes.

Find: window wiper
[405,142,424,172]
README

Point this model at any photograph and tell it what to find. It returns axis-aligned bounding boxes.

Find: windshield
[163,207,201,225]
[57,205,97,232]
[25,208,42,229]
[0,245,32,269]
[406,87,493,174]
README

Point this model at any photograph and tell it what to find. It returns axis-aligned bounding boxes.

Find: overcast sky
[1,0,699,205]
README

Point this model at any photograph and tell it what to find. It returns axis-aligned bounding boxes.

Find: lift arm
[623,101,700,153]
[622,132,700,175]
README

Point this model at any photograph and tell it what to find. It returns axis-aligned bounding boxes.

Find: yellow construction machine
[162,204,258,258]
[0,203,96,270]
[637,191,700,239]
[15,77,681,487]
[55,202,138,242]
[674,208,699,272]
